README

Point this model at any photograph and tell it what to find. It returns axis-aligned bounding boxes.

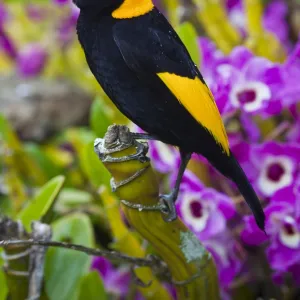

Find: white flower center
[279,216,300,248]
[181,194,210,232]
[230,81,271,112]
[258,156,293,196]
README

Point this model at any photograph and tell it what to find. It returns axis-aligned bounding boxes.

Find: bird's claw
[121,193,178,222]
[159,193,178,222]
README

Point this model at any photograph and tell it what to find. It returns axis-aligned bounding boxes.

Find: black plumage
[74,0,265,231]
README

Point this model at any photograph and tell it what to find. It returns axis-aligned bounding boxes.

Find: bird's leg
[131,133,159,141]
[121,150,191,221]
[123,132,161,162]
[159,151,192,222]
[119,130,192,222]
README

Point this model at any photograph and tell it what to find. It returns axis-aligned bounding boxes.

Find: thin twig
[0,239,166,270]
[28,222,52,300]
[0,239,201,287]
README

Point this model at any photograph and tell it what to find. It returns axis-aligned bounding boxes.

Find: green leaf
[175,22,201,67]
[0,114,46,185]
[17,175,65,231]
[79,271,107,300]
[0,114,21,150]
[0,195,14,217]
[90,97,112,138]
[45,213,94,300]
[57,188,93,206]
[65,128,110,188]
[24,143,62,180]
[66,128,96,148]
[80,142,111,188]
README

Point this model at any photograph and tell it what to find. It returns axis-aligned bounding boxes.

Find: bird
[73,0,265,231]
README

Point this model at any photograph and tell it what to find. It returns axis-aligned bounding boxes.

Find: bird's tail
[210,152,265,231]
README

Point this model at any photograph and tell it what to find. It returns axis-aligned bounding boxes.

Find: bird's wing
[113,22,229,154]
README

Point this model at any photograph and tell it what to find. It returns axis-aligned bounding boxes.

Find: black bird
[74,0,265,230]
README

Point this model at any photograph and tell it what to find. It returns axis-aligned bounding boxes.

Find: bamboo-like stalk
[95,125,220,300]
[99,187,172,300]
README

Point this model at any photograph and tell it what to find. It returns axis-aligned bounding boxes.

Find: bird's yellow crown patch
[112,0,154,19]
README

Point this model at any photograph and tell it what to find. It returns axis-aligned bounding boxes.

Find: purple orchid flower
[242,187,300,282]
[57,4,80,48]
[225,48,282,116]
[286,115,300,143]
[273,263,300,286]
[177,181,236,240]
[226,0,246,37]
[172,166,241,288]
[17,43,48,77]
[198,40,283,117]
[231,140,300,199]
[198,38,230,114]
[226,0,289,48]
[148,140,179,174]
[199,3,300,119]
[52,0,70,6]
[199,38,300,118]
[92,257,166,299]
[230,142,257,184]
[0,27,17,59]
[239,112,261,143]
[91,257,130,297]
[278,39,300,107]
[204,231,243,288]
[250,142,300,197]
[263,0,289,47]
[132,125,179,174]
[0,4,17,59]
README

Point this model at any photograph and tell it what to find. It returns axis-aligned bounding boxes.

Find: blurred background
[1,0,300,299]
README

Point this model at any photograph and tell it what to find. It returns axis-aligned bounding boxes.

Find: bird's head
[73,0,123,11]
[73,0,154,17]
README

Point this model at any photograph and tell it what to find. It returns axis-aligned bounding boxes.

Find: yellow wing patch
[112,0,154,19]
[157,72,230,155]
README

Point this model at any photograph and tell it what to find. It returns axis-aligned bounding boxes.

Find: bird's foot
[121,192,178,222]
[131,132,159,141]
[96,125,150,164]
[121,200,166,212]
[159,193,178,222]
